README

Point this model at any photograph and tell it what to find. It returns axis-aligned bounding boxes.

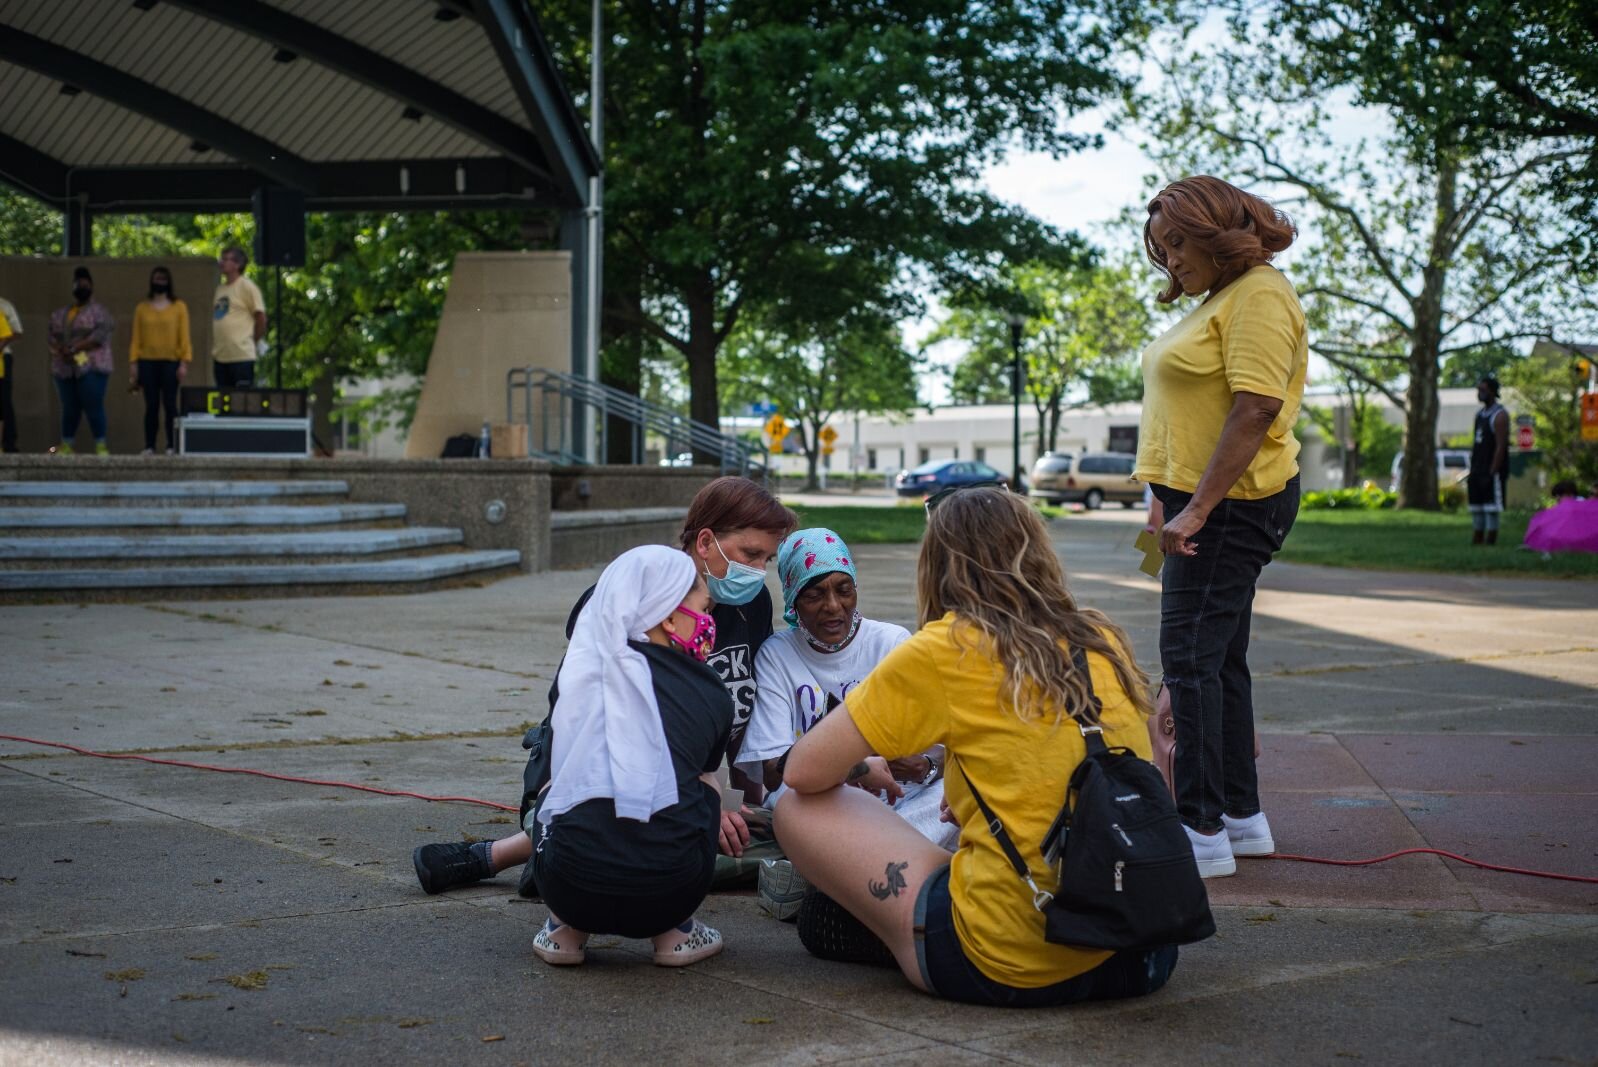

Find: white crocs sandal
[653,918,723,967]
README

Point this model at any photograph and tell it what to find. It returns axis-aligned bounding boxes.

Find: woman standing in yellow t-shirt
[128,266,192,455]
[777,487,1179,1007]
[1135,176,1307,879]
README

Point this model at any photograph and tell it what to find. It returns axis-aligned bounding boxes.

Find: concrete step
[0,503,406,530]
[0,549,522,593]
[550,506,689,569]
[0,480,349,504]
[0,527,465,567]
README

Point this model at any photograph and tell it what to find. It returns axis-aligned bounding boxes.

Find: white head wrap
[538,544,696,824]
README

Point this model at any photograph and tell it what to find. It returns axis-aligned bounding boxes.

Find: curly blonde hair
[918,488,1151,724]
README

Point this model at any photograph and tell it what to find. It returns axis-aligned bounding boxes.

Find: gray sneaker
[757,858,810,922]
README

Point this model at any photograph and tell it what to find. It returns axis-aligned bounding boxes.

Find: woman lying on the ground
[738,527,957,916]
[775,486,1179,1006]
[412,477,796,895]
[528,544,732,967]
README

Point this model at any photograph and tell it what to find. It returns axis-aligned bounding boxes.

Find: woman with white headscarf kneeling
[531,544,732,968]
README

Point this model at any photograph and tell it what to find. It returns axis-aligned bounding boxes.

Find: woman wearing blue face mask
[411,478,797,897]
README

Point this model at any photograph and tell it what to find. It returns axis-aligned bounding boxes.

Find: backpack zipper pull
[1112,822,1133,847]
[1114,860,1124,892]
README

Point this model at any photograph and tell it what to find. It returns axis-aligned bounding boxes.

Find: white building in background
[759,387,1494,492]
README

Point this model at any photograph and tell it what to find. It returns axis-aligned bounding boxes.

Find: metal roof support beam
[0,25,319,193]
[55,159,551,215]
[472,0,600,208]
[0,132,70,206]
[64,198,92,256]
[161,0,556,184]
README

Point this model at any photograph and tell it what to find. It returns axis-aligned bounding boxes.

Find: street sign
[764,413,787,442]
[1582,393,1598,442]
[749,401,778,416]
[819,425,838,445]
[1517,423,1535,450]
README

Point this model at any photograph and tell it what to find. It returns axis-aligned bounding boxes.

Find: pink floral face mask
[667,604,717,662]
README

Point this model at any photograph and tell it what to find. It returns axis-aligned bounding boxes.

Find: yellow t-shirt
[846,613,1151,989]
[0,296,19,355]
[1135,265,1307,500]
[0,314,9,377]
[211,277,264,364]
[131,300,192,364]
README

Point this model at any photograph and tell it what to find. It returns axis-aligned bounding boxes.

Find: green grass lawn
[1278,508,1598,580]
[791,502,1598,580]
[788,503,927,544]
[788,501,1071,545]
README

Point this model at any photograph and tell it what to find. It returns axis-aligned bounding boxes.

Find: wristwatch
[914,753,940,786]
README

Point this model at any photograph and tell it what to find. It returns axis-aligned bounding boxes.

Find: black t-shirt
[539,641,733,892]
[549,582,776,758]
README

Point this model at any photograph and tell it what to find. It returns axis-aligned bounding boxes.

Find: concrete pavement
[1,510,1594,1065]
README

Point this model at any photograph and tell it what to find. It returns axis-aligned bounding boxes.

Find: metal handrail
[506,367,753,473]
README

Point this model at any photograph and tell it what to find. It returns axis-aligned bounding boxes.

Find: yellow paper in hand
[1134,529,1164,577]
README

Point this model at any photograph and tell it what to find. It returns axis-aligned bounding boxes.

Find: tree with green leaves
[719,310,918,491]
[1274,1,1598,237]
[534,0,1128,437]
[1504,344,1598,489]
[938,257,1155,455]
[1131,4,1598,508]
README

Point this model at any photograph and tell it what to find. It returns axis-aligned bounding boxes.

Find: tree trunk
[1343,390,1361,488]
[802,424,821,492]
[602,280,644,465]
[311,364,335,458]
[684,279,721,465]
[1398,158,1457,510]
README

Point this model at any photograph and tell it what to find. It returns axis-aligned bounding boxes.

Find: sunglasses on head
[924,481,1007,514]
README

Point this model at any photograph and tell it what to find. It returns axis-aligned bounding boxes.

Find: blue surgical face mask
[705,538,766,606]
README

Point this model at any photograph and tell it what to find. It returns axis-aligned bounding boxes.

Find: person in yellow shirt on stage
[0,293,20,452]
[212,245,266,388]
[129,266,193,455]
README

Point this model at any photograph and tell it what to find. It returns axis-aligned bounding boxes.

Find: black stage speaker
[253,186,306,267]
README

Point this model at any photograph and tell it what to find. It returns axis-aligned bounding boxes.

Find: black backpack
[961,647,1215,952]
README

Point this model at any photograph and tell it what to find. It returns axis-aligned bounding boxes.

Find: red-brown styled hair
[1144,176,1296,304]
[678,476,798,549]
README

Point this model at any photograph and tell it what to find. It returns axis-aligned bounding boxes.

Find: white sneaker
[1184,824,1237,879]
[1222,812,1276,857]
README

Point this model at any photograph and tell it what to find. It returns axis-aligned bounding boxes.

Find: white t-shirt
[740,619,911,805]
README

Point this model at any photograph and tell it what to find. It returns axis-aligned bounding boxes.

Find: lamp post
[1005,312,1026,490]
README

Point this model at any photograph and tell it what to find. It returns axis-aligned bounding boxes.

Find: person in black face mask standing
[128,266,193,455]
[47,267,115,455]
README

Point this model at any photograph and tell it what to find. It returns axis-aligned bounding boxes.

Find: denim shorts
[912,864,1179,1007]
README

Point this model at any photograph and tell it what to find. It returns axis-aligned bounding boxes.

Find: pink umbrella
[1523,498,1598,554]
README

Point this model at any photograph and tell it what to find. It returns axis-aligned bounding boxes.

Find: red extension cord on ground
[2,733,1593,886]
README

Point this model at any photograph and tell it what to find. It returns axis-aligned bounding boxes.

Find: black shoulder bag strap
[959,646,1104,913]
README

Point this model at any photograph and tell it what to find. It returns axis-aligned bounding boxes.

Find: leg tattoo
[868,860,909,900]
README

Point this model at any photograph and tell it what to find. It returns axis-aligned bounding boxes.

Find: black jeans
[1152,478,1299,833]
[137,360,181,451]
[215,360,255,388]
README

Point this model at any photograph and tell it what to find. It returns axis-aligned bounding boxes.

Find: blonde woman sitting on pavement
[529,545,732,968]
[775,487,1179,1006]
